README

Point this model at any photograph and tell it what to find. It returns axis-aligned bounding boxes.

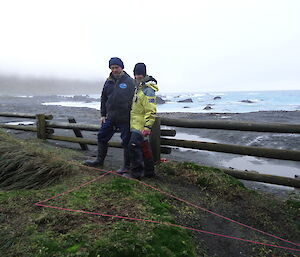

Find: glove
[141,129,151,137]
[100,116,106,125]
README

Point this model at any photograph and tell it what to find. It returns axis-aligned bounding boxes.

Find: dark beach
[1,95,300,199]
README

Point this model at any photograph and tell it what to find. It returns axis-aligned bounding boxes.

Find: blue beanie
[133,63,147,76]
[109,57,124,69]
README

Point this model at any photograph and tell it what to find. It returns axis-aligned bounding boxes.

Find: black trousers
[128,132,144,177]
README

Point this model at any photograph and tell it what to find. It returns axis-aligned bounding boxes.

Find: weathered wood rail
[160,138,300,161]
[0,112,53,119]
[1,112,300,188]
[220,168,300,188]
[159,117,300,162]
[160,117,300,133]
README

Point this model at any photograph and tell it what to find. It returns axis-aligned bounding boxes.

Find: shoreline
[0,95,300,199]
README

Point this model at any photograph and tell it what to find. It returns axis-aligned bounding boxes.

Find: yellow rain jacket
[130,75,158,132]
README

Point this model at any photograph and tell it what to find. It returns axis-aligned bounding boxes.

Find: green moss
[157,161,246,196]
[25,221,196,257]
[286,199,300,210]
[0,131,197,257]
[110,176,136,194]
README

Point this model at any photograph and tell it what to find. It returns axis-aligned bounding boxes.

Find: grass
[0,129,81,189]
[157,161,246,191]
[0,175,197,257]
[0,129,197,257]
[1,129,299,256]
[156,161,300,256]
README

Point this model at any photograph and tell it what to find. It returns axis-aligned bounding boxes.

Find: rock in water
[241,99,254,103]
[178,98,193,103]
[204,105,213,110]
[156,96,166,104]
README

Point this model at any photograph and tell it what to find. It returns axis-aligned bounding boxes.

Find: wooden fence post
[36,114,47,139]
[150,117,161,163]
[68,117,89,150]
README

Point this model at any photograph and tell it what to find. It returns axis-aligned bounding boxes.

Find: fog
[0,0,300,93]
[0,74,103,95]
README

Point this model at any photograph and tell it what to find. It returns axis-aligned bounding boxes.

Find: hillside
[0,129,299,256]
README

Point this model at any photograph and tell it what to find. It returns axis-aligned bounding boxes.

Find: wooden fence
[1,112,300,187]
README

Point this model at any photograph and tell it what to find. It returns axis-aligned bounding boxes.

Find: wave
[42,101,100,110]
[39,90,300,113]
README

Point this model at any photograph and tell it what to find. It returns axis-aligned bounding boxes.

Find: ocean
[41,90,300,113]
[2,90,300,183]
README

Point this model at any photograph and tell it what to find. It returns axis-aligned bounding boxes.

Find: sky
[0,0,299,93]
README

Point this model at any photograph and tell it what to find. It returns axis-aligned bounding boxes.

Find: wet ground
[0,95,300,199]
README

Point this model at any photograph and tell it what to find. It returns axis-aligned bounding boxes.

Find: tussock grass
[0,129,80,189]
[157,161,246,196]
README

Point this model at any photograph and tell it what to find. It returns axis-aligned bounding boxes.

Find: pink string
[34,167,300,253]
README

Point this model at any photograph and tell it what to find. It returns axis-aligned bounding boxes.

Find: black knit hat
[109,57,124,69]
[133,63,147,76]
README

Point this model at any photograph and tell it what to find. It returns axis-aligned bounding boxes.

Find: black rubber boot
[85,143,108,167]
[122,172,142,180]
[116,147,131,174]
[123,132,144,180]
[143,158,156,178]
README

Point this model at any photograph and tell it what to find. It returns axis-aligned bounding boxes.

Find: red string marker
[34,167,300,253]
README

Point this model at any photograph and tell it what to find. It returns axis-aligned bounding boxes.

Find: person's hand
[141,129,151,137]
[100,116,106,125]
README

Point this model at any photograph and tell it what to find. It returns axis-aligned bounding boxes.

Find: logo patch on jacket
[119,83,127,89]
[148,98,155,103]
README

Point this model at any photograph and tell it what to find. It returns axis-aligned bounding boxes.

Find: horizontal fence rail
[46,135,172,154]
[46,121,176,136]
[1,113,300,162]
[1,112,300,187]
[47,121,99,131]
[0,112,53,120]
[47,135,122,148]
[0,124,37,132]
[161,117,300,134]
[220,168,300,188]
[161,138,300,162]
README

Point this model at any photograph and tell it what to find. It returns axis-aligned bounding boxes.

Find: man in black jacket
[85,57,134,167]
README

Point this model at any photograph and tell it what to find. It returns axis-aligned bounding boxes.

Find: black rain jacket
[100,71,134,123]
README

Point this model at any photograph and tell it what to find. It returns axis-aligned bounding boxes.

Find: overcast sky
[0,0,299,92]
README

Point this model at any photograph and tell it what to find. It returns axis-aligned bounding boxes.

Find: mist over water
[0,74,104,95]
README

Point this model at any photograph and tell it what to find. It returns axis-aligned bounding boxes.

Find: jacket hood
[141,75,158,92]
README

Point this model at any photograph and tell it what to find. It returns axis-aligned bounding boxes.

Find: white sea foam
[40,90,300,114]
[5,121,35,126]
[246,136,267,146]
[42,101,100,110]
[192,93,206,97]
[211,92,227,96]
[57,94,76,98]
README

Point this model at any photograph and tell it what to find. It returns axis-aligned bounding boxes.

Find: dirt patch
[146,164,300,257]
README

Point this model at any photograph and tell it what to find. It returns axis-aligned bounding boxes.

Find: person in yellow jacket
[123,63,158,179]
